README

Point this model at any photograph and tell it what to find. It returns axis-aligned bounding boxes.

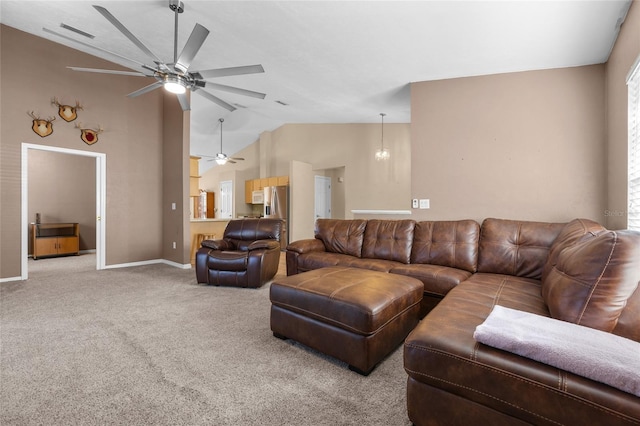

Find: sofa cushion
[315,219,367,257]
[391,264,472,297]
[541,218,606,282]
[477,218,564,279]
[362,219,415,264]
[542,230,640,335]
[224,218,283,250]
[410,220,480,273]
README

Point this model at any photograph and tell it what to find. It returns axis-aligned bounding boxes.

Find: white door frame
[21,143,107,280]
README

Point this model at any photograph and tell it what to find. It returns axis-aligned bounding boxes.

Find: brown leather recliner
[195,218,283,288]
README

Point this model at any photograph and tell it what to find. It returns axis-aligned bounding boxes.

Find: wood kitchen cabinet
[245,180,253,203]
[189,156,201,197]
[244,176,290,203]
[32,223,80,259]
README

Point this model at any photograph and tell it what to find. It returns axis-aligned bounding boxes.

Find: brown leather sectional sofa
[286,217,640,425]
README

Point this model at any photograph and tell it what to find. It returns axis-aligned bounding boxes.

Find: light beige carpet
[1,254,412,425]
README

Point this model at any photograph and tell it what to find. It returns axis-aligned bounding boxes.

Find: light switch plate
[419,199,430,209]
[412,199,419,208]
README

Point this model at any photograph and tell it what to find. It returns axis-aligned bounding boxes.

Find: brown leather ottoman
[270,266,423,375]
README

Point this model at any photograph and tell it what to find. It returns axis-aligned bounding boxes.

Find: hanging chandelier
[375,112,390,161]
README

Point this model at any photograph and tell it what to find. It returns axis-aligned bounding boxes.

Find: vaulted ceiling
[1,1,632,170]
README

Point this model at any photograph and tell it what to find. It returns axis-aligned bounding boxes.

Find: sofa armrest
[286,238,326,254]
[248,239,280,251]
[201,239,230,251]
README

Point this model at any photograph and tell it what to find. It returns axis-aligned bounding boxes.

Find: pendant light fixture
[215,118,227,165]
[375,112,390,161]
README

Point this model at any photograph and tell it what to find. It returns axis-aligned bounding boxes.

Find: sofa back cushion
[542,229,640,338]
[541,218,606,282]
[410,220,480,273]
[224,218,283,250]
[477,218,565,279]
[362,219,415,264]
[315,219,367,257]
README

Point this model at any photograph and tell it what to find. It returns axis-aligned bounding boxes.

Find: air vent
[60,23,95,39]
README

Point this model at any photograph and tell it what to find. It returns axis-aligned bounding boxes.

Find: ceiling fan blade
[176,92,191,111]
[204,82,266,99]
[230,157,245,161]
[67,66,148,77]
[194,65,265,79]
[227,159,237,164]
[194,89,237,112]
[93,5,164,66]
[175,24,209,73]
[127,81,163,98]
[43,27,156,74]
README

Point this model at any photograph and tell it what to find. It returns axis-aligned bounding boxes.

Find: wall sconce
[375,112,390,161]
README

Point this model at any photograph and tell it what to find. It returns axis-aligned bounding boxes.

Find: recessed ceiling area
[0,0,632,172]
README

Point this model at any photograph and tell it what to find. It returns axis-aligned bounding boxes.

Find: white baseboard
[0,276,23,283]
[104,259,192,270]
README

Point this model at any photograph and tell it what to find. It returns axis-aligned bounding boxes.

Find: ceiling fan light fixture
[163,75,187,94]
[215,157,227,165]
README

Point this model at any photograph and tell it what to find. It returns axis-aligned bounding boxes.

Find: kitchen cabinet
[244,176,290,203]
[32,223,80,259]
[189,156,201,197]
[245,180,253,203]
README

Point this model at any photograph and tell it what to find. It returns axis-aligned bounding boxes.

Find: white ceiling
[0,0,632,171]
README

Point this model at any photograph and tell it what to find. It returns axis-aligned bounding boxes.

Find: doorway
[219,180,233,219]
[21,143,106,280]
[314,175,332,220]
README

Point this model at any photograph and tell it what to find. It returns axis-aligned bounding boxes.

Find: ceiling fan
[43,0,266,112]
[208,118,244,165]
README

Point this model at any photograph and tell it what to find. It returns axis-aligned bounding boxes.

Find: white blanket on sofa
[473,305,640,397]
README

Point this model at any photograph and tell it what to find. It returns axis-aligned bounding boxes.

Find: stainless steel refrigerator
[263,185,289,250]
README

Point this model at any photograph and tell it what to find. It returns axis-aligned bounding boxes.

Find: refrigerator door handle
[272,188,279,216]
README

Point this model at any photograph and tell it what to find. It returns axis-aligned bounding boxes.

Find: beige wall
[201,123,410,226]
[268,123,411,216]
[162,93,191,264]
[605,1,640,230]
[28,150,96,253]
[290,160,315,241]
[410,65,607,224]
[0,25,186,279]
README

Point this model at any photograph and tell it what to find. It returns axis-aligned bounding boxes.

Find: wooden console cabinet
[32,223,80,259]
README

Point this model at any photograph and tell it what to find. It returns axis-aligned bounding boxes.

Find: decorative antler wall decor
[75,122,104,145]
[51,97,83,122]
[27,111,56,137]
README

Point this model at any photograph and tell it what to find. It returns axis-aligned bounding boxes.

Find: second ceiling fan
[210,118,244,165]
[45,0,266,112]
